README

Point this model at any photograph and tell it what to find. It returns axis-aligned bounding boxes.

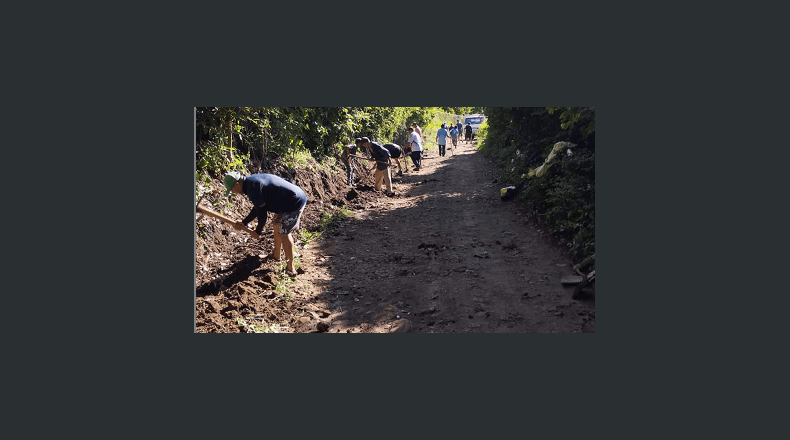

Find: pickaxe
[196,202,259,237]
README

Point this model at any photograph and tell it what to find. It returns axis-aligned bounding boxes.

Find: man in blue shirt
[223,172,308,276]
[436,124,450,157]
[449,126,459,154]
[456,120,464,142]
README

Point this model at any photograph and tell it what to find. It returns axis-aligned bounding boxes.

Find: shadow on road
[312,146,594,333]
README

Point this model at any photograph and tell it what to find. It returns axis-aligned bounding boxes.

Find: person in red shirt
[412,122,422,139]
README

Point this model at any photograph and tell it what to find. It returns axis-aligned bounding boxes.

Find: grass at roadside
[295,207,353,247]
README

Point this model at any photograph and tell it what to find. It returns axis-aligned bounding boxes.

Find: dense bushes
[477,107,595,260]
[195,107,443,181]
[194,107,483,183]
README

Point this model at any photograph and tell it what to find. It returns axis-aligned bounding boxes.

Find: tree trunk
[263,127,268,170]
[228,119,234,161]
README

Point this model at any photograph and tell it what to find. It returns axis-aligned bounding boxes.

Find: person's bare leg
[375,169,383,191]
[272,225,283,261]
[282,232,296,274]
[384,168,393,193]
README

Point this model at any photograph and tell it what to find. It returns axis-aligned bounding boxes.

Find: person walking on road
[360,137,395,196]
[449,125,459,154]
[456,120,464,143]
[405,127,423,171]
[436,123,450,157]
[465,123,473,144]
[223,172,307,276]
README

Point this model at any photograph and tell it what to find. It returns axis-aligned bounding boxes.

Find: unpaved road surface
[299,140,595,332]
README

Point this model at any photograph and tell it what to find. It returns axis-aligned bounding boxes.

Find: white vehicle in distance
[464,114,487,136]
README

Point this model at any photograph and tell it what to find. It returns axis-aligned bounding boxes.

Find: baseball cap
[223,172,242,196]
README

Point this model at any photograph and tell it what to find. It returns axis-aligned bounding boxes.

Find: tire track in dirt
[310,140,595,333]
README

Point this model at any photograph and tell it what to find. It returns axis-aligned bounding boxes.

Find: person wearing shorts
[382,142,407,175]
[450,126,459,151]
[223,172,308,276]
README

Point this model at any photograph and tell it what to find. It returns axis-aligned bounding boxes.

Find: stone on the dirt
[390,319,411,333]
[561,276,584,285]
[316,321,330,332]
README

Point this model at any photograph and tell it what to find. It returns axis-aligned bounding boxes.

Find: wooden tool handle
[347,154,375,161]
[197,204,258,236]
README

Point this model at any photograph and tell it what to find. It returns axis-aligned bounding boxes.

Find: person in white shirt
[405,127,423,171]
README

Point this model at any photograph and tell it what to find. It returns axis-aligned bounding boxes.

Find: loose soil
[195,140,595,333]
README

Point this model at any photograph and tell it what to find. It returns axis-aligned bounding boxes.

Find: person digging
[359,137,395,196]
[382,142,409,176]
[223,172,307,276]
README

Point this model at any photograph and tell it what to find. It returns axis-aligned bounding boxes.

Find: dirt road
[298,140,595,332]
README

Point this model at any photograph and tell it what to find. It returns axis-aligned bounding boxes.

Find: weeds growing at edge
[273,261,295,300]
[296,207,353,246]
[235,317,280,333]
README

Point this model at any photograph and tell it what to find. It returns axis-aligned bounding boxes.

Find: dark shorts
[383,144,402,158]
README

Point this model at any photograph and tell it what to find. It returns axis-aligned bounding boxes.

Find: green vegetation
[195,107,485,183]
[198,107,432,182]
[296,207,353,247]
[235,317,280,333]
[195,106,593,263]
[271,261,294,300]
[476,107,595,261]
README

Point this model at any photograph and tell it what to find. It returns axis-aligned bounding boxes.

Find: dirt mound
[195,158,385,333]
